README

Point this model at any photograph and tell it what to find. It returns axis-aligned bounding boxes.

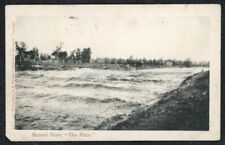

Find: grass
[110,71,209,130]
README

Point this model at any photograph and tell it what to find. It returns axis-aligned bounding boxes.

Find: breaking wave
[63,82,141,91]
[57,95,139,105]
[107,75,164,83]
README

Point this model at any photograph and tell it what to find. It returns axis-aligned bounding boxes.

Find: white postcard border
[5,4,221,141]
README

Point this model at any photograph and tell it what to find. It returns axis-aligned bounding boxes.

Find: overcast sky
[15,8,210,62]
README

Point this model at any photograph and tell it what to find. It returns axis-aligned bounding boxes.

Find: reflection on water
[15,67,208,130]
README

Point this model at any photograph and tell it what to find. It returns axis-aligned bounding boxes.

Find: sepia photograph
[5,5,220,141]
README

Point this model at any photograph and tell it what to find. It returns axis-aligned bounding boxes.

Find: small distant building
[165,61,174,67]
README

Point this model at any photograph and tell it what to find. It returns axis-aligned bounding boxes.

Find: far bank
[15,61,209,71]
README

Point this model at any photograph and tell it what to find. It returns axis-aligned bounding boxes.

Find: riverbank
[98,71,209,130]
[16,62,208,71]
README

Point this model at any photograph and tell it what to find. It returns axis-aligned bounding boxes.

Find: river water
[15,67,208,130]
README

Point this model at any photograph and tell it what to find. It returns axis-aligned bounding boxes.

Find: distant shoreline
[97,71,209,130]
[15,63,209,71]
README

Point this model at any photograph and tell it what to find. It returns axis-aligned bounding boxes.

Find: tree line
[15,41,92,64]
[92,56,208,67]
[15,41,209,69]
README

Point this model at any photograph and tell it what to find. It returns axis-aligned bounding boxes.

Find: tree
[15,41,27,63]
[58,51,67,63]
[81,48,91,63]
[40,53,51,61]
[76,48,81,62]
[103,58,110,64]
[183,58,192,67]
[52,47,61,60]
[28,47,39,61]
[68,50,77,63]
[40,54,45,61]
[153,59,156,65]
[110,58,117,64]
[117,58,125,64]
[127,56,134,65]
[136,59,143,67]
[146,59,153,65]
[142,58,147,65]
[158,59,163,65]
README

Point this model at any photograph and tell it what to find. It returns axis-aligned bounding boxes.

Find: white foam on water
[15,67,208,130]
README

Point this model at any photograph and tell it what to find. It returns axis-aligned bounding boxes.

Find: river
[15,67,208,130]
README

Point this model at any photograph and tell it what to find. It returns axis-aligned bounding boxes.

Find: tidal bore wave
[15,68,208,130]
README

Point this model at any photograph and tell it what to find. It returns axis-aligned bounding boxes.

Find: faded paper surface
[5,4,220,141]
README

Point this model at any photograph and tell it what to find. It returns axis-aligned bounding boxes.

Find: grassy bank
[106,71,209,130]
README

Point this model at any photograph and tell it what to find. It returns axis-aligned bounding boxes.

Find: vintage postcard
[5,5,220,141]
